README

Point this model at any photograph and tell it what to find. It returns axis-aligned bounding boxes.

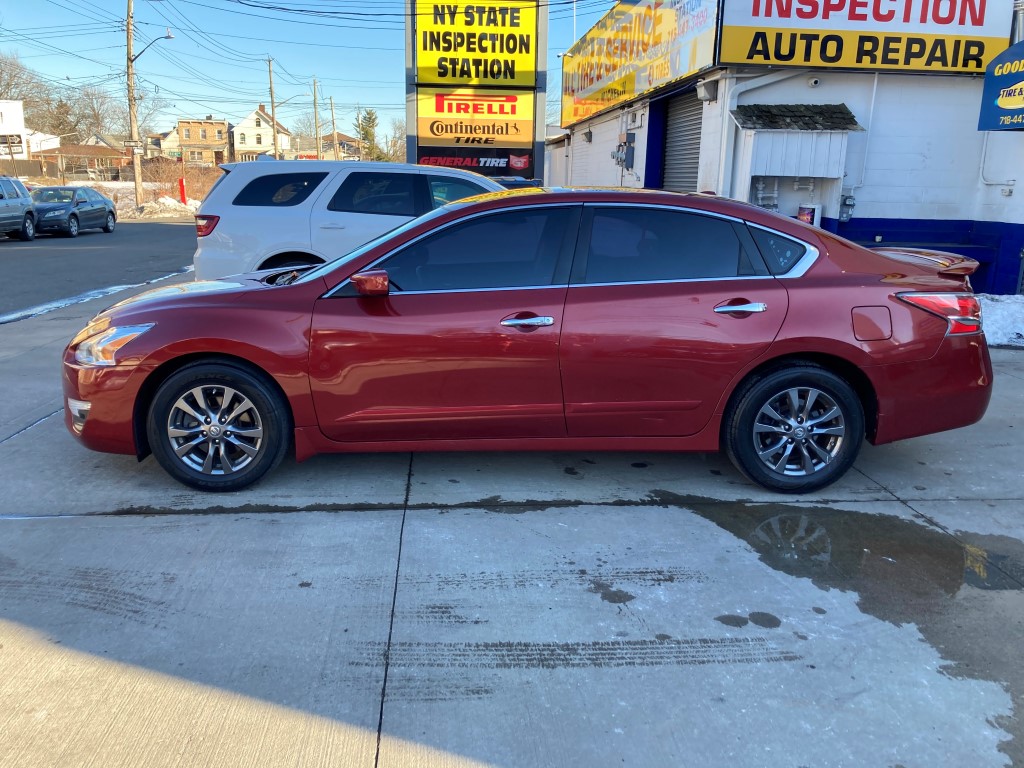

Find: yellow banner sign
[417,88,535,147]
[417,1,538,87]
[719,0,1013,72]
[560,0,718,128]
[720,26,1007,71]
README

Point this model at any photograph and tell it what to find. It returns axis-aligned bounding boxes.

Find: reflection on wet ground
[681,497,1024,765]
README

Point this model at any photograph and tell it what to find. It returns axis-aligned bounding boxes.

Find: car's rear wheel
[724,365,864,494]
[146,362,291,491]
[18,215,35,241]
[66,215,79,238]
[103,212,115,233]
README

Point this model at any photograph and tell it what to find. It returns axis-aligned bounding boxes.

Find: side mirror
[349,269,390,297]
[76,199,86,206]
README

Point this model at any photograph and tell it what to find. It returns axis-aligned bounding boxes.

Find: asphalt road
[0,226,1021,767]
[0,218,196,319]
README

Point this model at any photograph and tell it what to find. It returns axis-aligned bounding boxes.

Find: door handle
[714,302,768,314]
[500,316,554,328]
[320,223,346,230]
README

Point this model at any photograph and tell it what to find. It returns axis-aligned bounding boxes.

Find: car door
[559,204,789,438]
[82,188,103,227]
[0,179,17,230]
[309,204,581,442]
[309,170,425,261]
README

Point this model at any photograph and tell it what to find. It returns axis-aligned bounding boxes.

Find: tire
[262,257,318,271]
[723,364,864,494]
[102,212,116,233]
[146,362,291,492]
[66,215,79,238]
[18,215,35,241]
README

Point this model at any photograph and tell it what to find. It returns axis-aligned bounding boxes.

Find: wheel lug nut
[205,418,211,424]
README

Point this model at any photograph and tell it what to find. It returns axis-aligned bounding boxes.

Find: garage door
[663,92,702,192]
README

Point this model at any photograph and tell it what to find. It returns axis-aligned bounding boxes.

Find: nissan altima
[62,188,992,493]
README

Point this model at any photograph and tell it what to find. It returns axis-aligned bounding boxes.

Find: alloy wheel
[165,385,265,475]
[751,386,846,476]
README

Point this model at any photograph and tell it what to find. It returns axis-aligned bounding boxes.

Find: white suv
[193,160,505,280]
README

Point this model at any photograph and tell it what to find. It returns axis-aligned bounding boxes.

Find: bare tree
[382,118,406,162]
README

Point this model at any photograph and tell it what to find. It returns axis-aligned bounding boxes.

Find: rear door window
[232,172,328,207]
[327,172,421,217]
[574,206,766,285]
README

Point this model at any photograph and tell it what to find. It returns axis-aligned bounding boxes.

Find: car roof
[443,186,827,240]
[218,159,503,186]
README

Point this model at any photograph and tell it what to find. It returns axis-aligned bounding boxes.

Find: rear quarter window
[232,172,329,207]
[747,226,808,274]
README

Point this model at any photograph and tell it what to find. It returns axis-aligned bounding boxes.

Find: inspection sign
[719,0,1014,72]
[416,1,539,87]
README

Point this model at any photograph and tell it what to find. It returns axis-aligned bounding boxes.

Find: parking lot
[1,224,1022,767]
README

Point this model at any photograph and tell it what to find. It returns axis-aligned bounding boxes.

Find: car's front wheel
[66,215,79,238]
[723,365,864,494]
[146,362,291,491]
[18,215,35,241]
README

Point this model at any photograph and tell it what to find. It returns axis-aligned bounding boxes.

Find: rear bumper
[870,333,993,445]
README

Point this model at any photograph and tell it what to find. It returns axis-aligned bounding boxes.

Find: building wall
[562,69,1022,293]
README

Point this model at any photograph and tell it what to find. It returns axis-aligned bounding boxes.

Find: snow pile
[115,196,200,219]
[979,294,1024,348]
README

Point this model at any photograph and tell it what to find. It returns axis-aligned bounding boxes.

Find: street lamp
[126,3,173,207]
[268,93,310,160]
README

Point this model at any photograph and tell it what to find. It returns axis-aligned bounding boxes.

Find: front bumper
[37,215,71,233]
[62,352,152,455]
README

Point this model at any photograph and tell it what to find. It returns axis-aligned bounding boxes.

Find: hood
[97,278,258,321]
[33,202,73,214]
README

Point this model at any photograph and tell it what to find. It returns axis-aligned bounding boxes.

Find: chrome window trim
[583,201,746,225]
[745,222,820,278]
[324,202,582,298]
[572,275,778,289]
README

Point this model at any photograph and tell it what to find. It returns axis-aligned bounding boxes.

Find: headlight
[44,210,66,218]
[74,324,154,366]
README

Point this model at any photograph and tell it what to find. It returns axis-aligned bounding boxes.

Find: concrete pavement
[0,271,1021,767]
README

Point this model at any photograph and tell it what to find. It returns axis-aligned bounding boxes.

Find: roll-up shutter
[663,92,702,192]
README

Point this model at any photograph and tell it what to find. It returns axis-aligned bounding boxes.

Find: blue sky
[0,0,616,135]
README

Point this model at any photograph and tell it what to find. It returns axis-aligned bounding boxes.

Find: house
[176,116,231,166]
[231,104,291,162]
[82,133,129,152]
[35,144,129,181]
[319,131,361,160]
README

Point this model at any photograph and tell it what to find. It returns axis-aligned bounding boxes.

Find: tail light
[195,215,220,237]
[898,292,982,335]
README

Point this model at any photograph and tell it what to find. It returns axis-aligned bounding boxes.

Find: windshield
[294,204,458,284]
[32,188,74,204]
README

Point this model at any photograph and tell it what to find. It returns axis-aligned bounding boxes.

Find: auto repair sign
[719,0,1014,72]
[418,88,535,147]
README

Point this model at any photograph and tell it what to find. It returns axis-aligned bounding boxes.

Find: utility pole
[313,78,321,160]
[329,97,339,161]
[126,0,143,207]
[268,57,279,159]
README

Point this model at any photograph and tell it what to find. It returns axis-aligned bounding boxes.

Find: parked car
[30,186,116,237]
[492,176,544,189]
[0,175,37,240]
[63,188,992,493]
[192,160,505,280]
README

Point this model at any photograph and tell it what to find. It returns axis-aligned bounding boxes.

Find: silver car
[0,175,36,241]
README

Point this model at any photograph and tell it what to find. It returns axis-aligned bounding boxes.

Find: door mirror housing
[350,269,390,296]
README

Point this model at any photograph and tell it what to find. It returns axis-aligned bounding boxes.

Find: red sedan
[62,189,992,493]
